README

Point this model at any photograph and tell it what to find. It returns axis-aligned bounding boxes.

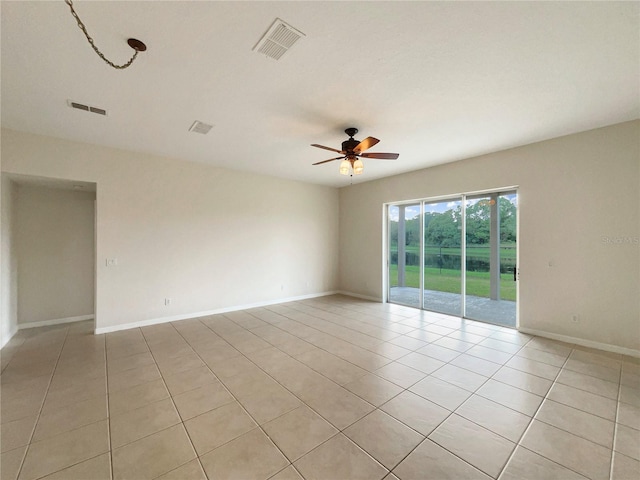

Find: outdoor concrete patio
[389,287,516,327]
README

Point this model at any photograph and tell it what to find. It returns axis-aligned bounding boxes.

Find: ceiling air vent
[253,18,304,60]
[189,120,213,135]
[68,100,107,116]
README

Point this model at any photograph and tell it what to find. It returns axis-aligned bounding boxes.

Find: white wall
[1,176,18,347]
[339,121,640,352]
[15,184,95,325]
[1,129,340,332]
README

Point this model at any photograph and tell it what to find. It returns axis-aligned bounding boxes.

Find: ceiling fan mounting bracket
[344,127,358,138]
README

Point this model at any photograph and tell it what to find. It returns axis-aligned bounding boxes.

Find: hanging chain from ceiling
[64,0,143,70]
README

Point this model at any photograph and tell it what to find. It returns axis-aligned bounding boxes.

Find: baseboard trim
[519,327,640,358]
[337,290,382,303]
[1,325,19,349]
[18,315,94,330]
[94,291,339,335]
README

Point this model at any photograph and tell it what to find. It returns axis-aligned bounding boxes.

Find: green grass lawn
[390,265,516,301]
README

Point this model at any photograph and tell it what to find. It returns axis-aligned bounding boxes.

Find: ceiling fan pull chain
[64,0,145,70]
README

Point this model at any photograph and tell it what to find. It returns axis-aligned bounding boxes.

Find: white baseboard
[94,291,339,335]
[519,327,640,358]
[18,315,94,330]
[337,290,382,303]
[1,324,19,349]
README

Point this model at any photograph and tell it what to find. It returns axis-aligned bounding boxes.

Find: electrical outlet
[106,258,117,267]
[165,298,171,306]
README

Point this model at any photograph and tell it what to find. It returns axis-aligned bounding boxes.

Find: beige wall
[339,121,640,352]
[15,184,95,325]
[1,129,340,331]
[1,176,18,346]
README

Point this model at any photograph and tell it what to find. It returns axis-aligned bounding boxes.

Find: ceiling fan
[311,128,399,176]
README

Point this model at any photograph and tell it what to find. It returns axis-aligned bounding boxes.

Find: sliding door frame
[385,186,519,328]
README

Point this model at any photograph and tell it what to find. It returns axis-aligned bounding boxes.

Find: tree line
[391,198,516,248]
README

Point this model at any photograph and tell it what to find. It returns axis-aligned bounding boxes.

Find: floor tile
[107,351,155,375]
[614,423,640,461]
[19,420,109,480]
[429,414,515,477]
[112,424,196,480]
[0,446,26,480]
[304,383,375,430]
[163,365,217,396]
[476,379,543,416]
[1,416,36,453]
[380,390,449,436]
[393,439,490,480]
[505,355,560,380]
[37,453,111,480]
[409,376,472,411]
[294,433,388,480]
[263,405,338,462]
[154,459,207,480]
[500,446,587,480]
[521,420,612,480]
[184,401,257,455]
[449,353,502,377]
[557,368,619,399]
[343,373,404,406]
[535,399,615,447]
[432,364,488,392]
[237,383,302,424]
[269,465,304,480]
[108,378,169,415]
[397,352,446,374]
[108,364,161,393]
[618,402,640,430]
[620,385,640,407]
[374,362,426,388]
[492,366,553,396]
[155,352,205,377]
[416,344,461,363]
[344,409,424,469]
[200,428,288,480]
[547,383,617,420]
[33,395,107,442]
[172,381,234,420]
[110,398,181,448]
[456,394,531,442]
[611,451,640,480]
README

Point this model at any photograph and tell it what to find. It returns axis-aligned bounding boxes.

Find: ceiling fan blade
[312,156,345,165]
[359,152,399,159]
[311,144,344,154]
[353,136,380,153]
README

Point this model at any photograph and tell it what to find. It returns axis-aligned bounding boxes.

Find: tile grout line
[495,346,604,480]
[164,321,305,478]
[104,328,114,480]
[137,325,211,480]
[608,364,624,480]
[14,325,71,480]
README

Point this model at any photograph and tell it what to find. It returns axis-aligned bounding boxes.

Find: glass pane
[389,204,421,307]
[423,199,462,316]
[465,193,517,326]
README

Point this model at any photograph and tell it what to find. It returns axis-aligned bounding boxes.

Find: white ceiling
[2,1,638,187]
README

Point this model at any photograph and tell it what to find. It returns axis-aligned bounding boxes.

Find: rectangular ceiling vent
[189,120,213,135]
[253,18,305,60]
[67,100,107,116]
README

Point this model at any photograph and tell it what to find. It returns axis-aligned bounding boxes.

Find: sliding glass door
[388,203,421,307]
[423,200,462,316]
[465,193,517,326]
[387,190,517,327]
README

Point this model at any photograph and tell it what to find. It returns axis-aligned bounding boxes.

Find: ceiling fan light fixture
[339,159,350,175]
[353,158,364,175]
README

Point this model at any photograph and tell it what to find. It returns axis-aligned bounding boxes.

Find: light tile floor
[1,295,639,480]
